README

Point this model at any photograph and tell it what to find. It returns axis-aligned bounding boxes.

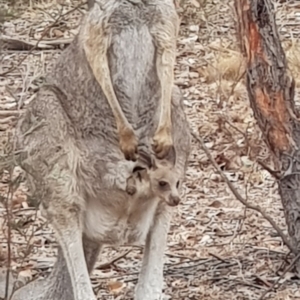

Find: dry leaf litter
[1,0,300,299]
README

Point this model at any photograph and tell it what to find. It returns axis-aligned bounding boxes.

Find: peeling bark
[235,0,300,258]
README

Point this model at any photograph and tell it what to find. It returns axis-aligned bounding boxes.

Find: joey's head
[148,161,180,206]
[138,146,181,207]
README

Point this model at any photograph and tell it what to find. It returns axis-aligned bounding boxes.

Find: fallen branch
[0,36,73,51]
[1,36,54,51]
[0,116,15,124]
[0,111,22,117]
[191,131,294,253]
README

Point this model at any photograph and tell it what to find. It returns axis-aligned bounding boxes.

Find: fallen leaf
[209,200,223,208]
[108,280,125,294]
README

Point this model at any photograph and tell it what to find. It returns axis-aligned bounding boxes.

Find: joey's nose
[168,195,180,206]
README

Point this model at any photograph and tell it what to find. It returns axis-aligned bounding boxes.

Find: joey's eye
[159,181,168,187]
[176,181,180,188]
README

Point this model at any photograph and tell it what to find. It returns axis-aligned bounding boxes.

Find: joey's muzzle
[167,195,180,207]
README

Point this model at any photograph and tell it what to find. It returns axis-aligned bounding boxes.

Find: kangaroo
[11,1,191,300]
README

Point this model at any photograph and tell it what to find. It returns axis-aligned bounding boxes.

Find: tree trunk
[234,0,300,258]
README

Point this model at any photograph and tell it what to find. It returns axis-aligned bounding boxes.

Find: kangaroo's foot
[119,126,138,161]
[152,126,173,159]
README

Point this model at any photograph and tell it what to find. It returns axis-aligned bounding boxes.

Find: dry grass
[1,0,300,299]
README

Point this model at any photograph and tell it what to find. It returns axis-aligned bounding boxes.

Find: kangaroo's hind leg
[41,172,96,300]
[11,235,101,300]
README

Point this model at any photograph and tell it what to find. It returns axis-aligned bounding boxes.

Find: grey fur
[12,1,190,300]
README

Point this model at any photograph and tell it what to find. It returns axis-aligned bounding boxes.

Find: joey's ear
[132,165,146,173]
[165,145,176,166]
[138,149,156,169]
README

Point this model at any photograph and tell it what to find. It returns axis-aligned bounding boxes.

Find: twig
[275,251,291,275]
[0,117,16,125]
[96,250,132,270]
[30,38,73,47]
[257,160,281,180]
[224,117,248,140]
[0,15,61,76]
[209,252,227,263]
[0,1,87,77]
[191,131,295,253]
[235,279,265,290]
[1,36,54,51]
[254,274,272,288]
[0,36,73,51]
[0,111,22,117]
[258,252,300,300]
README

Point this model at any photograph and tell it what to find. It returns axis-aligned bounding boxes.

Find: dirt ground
[1,0,300,299]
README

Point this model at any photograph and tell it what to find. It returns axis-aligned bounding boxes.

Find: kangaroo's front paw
[126,176,137,195]
[119,126,138,161]
[152,127,173,159]
[126,184,137,195]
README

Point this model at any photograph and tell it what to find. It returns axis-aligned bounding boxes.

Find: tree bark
[234,0,300,258]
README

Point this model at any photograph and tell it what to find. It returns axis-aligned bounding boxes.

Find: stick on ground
[191,131,294,253]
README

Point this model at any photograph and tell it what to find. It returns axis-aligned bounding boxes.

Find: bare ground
[1,0,300,299]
